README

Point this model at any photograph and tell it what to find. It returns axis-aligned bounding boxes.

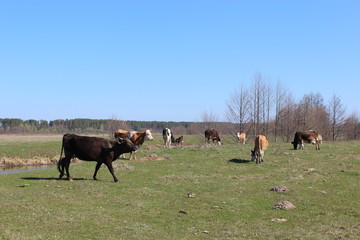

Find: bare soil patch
[135,154,170,162]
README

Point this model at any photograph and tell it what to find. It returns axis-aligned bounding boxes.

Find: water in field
[0,165,56,175]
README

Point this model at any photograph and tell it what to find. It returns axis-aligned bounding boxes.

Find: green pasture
[0,135,359,239]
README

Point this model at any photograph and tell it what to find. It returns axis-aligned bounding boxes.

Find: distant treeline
[0,118,209,135]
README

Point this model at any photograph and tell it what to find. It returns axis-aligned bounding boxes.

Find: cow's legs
[129,150,137,160]
[93,162,102,180]
[58,157,66,179]
[256,151,260,164]
[63,157,73,181]
[104,160,118,182]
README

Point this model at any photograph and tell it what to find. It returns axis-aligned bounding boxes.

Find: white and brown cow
[251,135,269,164]
[291,130,322,150]
[205,129,221,145]
[114,129,153,160]
[237,132,246,144]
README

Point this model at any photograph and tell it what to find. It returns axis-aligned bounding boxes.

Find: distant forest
[1,114,360,142]
[0,118,212,136]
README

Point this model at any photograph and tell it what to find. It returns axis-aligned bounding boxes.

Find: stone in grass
[273,201,296,210]
[187,192,196,198]
[271,218,288,222]
[270,186,289,192]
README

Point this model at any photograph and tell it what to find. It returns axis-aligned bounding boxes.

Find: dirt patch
[135,154,170,162]
[0,156,78,168]
[270,185,289,192]
[273,201,296,210]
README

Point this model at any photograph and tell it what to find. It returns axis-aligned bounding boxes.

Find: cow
[57,134,138,182]
[237,132,246,144]
[205,129,221,145]
[291,130,322,150]
[174,135,184,146]
[251,135,269,164]
[162,128,175,148]
[114,129,153,159]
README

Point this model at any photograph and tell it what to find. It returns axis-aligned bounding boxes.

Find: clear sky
[1,0,359,122]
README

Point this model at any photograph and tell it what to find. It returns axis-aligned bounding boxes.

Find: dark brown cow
[174,136,184,146]
[291,130,322,150]
[205,129,221,145]
[57,134,138,182]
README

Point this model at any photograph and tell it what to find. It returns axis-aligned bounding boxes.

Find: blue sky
[1,0,359,122]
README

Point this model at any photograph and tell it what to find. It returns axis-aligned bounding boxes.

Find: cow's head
[117,137,139,152]
[145,129,154,141]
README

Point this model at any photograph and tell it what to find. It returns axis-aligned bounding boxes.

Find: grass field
[0,134,359,239]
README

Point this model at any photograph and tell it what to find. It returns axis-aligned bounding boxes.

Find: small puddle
[0,165,56,175]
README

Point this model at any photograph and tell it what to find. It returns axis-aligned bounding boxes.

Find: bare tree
[250,73,270,136]
[226,83,251,138]
[328,94,346,141]
[277,93,297,142]
[344,111,360,140]
[296,92,328,133]
[251,73,261,136]
[106,115,129,139]
[274,80,288,142]
[201,110,219,130]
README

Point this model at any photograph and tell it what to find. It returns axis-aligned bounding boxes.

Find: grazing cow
[57,134,138,182]
[237,132,246,144]
[205,129,221,145]
[291,130,322,150]
[174,135,184,146]
[162,128,175,148]
[251,135,269,164]
[114,129,154,159]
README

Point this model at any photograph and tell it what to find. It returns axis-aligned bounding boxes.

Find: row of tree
[221,73,359,141]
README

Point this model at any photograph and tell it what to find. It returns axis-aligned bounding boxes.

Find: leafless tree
[344,111,360,140]
[296,92,328,133]
[277,93,298,142]
[106,115,129,139]
[226,83,251,138]
[250,73,271,136]
[250,73,261,136]
[201,110,220,130]
[274,80,288,142]
[328,94,346,141]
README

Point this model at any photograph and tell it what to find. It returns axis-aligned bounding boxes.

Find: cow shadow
[21,177,87,181]
[228,158,251,164]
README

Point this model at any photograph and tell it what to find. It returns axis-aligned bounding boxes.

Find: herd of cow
[57,128,322,182]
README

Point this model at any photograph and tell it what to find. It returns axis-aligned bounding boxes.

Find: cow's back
[255,135,268,150]
[114,129,130,139]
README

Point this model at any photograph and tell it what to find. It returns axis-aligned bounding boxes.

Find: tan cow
[114,129,153,160]
[237,132,246,144]
[251,135,269,164]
